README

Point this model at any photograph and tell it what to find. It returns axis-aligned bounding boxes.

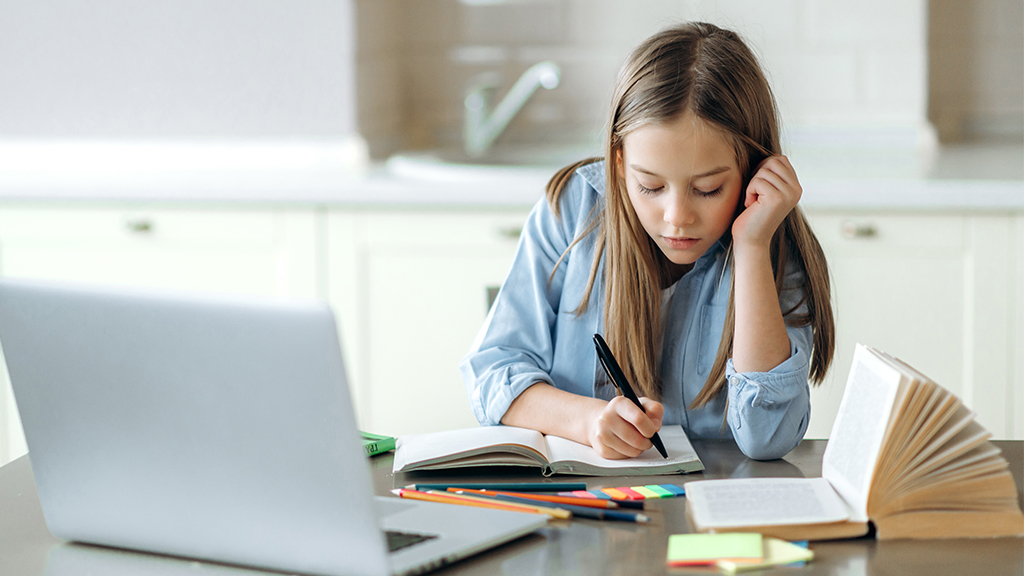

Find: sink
[386,144,600,183]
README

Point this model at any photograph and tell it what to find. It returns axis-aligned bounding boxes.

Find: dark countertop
[1,439,1021,576]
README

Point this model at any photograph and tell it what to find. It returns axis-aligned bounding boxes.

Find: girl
[460,22,834,461]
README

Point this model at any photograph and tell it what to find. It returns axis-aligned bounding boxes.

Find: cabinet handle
[125,218,154,234]
[841,220,876,239]
[496,226,522,240]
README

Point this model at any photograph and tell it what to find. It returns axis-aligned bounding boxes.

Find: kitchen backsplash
[356,0,1023,159]
[0,1,360,139]
[929,0,1024,143]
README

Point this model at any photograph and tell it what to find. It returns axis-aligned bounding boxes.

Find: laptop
[0,278,545,576]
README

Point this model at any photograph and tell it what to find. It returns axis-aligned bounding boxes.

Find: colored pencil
[449,488,645,510]
[421,490,572,519]
[408,482,586,492]
[454,490,651,523]
[392,489,569,519]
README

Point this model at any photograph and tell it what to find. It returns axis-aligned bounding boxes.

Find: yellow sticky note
[717,538,814,574]
[666,533,763,566]
[631,486,661,499]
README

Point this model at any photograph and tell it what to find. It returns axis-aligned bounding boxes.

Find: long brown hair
[546,22,834,406]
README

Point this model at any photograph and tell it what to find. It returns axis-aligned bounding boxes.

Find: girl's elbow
[736,437,792,461]
[735,413,808,461]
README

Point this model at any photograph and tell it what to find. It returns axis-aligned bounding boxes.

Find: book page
[821,344,903,520]
[686,478,850,529]
[392,425,550,472]
[544,426,702,473]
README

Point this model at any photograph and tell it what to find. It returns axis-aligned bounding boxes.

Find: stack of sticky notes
[559,484,685,500]
[666,533,813,572]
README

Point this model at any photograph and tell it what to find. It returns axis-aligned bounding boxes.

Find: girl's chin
[659,247,701,266]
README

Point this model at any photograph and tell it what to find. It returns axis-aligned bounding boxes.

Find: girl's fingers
[592,411,647,458]
[751,170,786,195]
[639,397,665,428]
[756,156,801,196]
[610,396,661,440]
[594,426,646,459]
[591,396,666,458]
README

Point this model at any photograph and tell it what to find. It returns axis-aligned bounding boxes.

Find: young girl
[460,22,834,461]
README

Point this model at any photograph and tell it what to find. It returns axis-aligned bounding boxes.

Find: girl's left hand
[731,155,802,250]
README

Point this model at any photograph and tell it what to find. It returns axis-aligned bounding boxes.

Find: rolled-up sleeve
[460,180,585,426]
[724,264,815,460]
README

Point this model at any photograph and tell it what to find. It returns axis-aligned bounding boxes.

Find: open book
[685,344,1024,540]
[392,425,704,477]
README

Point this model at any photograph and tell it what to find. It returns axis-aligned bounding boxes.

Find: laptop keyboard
[385,530,437,553]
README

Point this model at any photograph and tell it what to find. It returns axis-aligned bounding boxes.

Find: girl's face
[619,113,744,266]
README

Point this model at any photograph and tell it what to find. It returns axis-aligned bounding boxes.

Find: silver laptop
[0,278,545,576]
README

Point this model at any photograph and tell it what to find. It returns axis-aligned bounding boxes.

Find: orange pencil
[392,489,569,519]
[424,490,572,519]
[449,488,633,510]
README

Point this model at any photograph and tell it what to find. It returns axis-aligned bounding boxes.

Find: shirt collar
[577,160,605,195]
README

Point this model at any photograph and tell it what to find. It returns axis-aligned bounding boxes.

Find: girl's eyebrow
[628,163,731,179]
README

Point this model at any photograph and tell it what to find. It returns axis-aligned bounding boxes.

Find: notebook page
[392,425,550,471]
[821,344,903,521]
[686,478,850,528]
[544,425,698,469]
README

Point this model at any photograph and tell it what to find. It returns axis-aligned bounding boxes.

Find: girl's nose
[663,190,694,228]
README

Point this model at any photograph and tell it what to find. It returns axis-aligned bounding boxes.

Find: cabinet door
[803,211,1013,439]
[334,210,529,436]
[0,205,321,465]
[1015,214,1024,440]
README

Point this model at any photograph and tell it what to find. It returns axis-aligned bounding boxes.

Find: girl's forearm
[500,382,607,444]
[731,243,792,373]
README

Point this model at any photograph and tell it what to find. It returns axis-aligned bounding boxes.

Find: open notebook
[393,425,704,476]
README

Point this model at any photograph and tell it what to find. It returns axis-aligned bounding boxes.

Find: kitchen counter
[0,140,1020,211]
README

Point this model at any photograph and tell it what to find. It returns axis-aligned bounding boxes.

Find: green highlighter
[666,533,763,567]
[360,431,396,457]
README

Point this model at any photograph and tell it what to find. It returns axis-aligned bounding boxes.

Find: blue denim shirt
[460,161,812,460]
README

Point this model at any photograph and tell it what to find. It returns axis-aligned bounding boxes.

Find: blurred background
[0,0,1021,466]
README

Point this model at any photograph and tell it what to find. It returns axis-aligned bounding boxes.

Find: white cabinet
[1,202,1019,468]
[327,210,529,437]
[802,211,1019,440]
[0,205,321,465]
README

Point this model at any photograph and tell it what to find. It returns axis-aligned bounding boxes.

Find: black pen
[593,333,669,459]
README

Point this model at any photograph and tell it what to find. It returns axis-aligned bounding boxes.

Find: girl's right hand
[587,396,665,459]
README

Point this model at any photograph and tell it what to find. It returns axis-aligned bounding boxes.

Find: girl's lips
[664,236,699,249]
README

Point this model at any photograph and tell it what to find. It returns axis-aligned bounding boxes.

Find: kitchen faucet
[463,61,560,158]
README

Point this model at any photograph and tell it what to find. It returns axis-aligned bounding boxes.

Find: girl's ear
[615,148,623,173]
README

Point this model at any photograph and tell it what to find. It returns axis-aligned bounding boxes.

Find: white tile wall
[0,1,360,138]
[356,0,1020,158]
